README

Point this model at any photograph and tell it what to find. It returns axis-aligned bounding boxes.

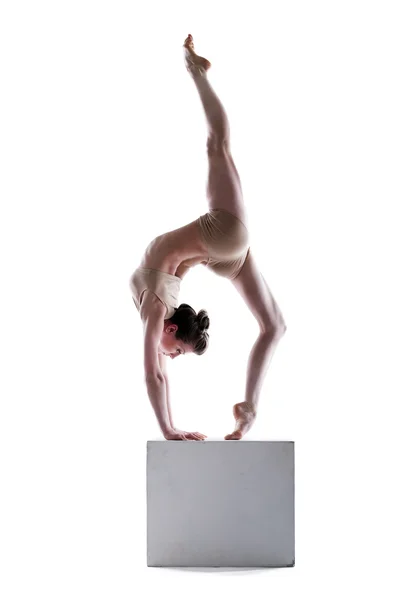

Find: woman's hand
[163,428,207,441]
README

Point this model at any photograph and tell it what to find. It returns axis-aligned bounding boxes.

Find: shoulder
[140,289,167,321]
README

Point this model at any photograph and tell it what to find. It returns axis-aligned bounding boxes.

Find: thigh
[206,143,248,227]
[230,248,285,332]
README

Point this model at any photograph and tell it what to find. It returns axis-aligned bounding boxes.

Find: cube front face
[147,441,295,568]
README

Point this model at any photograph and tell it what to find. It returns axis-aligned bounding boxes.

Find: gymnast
[129,34,287,441]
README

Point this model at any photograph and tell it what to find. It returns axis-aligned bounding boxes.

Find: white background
[1,0,399,597]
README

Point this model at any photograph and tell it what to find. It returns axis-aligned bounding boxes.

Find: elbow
[145,372,164,386]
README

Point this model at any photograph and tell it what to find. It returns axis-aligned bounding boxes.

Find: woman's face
[159,324,192,359]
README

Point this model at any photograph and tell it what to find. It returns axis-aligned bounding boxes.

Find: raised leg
[183,35,247,226]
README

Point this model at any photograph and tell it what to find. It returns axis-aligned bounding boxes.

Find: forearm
[146,377,172,434]
[244,328,285,412]
[163,375,174,429]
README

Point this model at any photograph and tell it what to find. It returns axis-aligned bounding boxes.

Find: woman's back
[138,218,209,278]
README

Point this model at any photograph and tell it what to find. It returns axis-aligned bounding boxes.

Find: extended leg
[183,34,230,143]
[183,35,246,223]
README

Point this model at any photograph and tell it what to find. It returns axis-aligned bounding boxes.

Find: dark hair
[168,303,210,355]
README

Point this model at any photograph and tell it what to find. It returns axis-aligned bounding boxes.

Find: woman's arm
[158,351,174,429]
[139,301,205,441]
[145,377,171,435]
[164,375,174,429]
[142,307,172,435]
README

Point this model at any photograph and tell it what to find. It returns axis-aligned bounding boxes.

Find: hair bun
[197,309,210,332]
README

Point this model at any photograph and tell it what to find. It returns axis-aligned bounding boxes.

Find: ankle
[190,66,207,80]
[242,401,257,415]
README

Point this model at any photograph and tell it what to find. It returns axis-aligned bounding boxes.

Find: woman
[129,34,287,442]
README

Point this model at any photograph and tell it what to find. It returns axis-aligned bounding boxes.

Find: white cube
[147,441,295,567]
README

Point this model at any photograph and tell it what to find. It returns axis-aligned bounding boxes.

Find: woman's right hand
[163,428,207,441]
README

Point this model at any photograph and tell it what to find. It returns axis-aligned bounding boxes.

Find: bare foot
[183,33,211,76]
[224,402,257,440]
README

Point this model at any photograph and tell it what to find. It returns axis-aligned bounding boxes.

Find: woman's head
[159,303,210,358]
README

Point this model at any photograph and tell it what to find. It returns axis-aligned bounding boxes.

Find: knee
[207,136,230,155]
[276,320,287,338]
[261,318,287,338]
